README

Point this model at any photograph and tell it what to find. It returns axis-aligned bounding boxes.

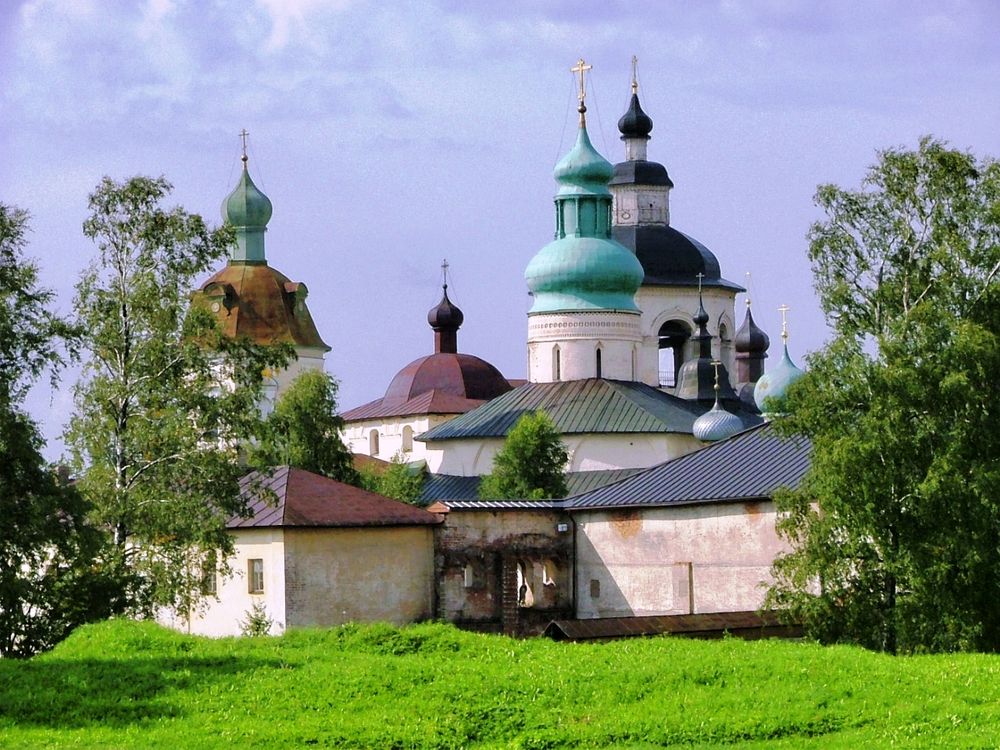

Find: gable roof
[419,379,760,442]
[566,422,811,510]
[229,466,441,529]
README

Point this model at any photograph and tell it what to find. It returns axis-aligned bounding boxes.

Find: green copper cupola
[222,141,272,263]
[525,61,643,314]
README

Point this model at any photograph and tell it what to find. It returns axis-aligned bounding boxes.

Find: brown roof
[229,466,440,528]
[343,388,489,422]
[192,261,329,351]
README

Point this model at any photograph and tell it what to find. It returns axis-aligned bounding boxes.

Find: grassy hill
[1,620,999,748]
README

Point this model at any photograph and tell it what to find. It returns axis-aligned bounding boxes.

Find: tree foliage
[358,452,426,505]
[0,205,116,657]
[479,411,568,500]
[251,369,358,484]
[767,138,1000,653]
[66,176,289,617]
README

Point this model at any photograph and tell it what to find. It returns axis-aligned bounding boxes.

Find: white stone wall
[635,286,737,389]
[344,413,454,463]
[527,311,642,383]
[573,501,789,619]
[422,431,701,476]
[163,527,287,637]
[260,345,326,417]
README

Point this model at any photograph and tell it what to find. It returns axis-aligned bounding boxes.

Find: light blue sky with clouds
[3,0,999,459]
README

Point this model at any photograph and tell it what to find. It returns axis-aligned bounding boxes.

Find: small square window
[248,558,264,594]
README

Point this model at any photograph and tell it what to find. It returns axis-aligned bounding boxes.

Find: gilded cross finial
[744,272,752,308]
[631,55,639,94]
[239,129,250,164]
[696,272,705,295]
[710,359,722,392]
[571,57,592,124]
[441,258,450,290]
[778,303,790,341]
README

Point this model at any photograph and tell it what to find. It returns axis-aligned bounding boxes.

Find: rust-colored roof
[192,261,329,351]
[351,453,391,472]
[544,611,801,641]
[229,466,440,528]
[343,388,489,422]
[383,352,512,406]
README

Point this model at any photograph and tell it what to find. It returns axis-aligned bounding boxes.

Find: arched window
[631,346,638,380]
[552,345,561,382]
[658,320,691,387]
[369,429,380,456]
[401,425,413,452]
[595,346,603,379]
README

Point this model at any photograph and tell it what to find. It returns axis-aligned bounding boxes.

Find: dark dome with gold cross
[191,153,328,351]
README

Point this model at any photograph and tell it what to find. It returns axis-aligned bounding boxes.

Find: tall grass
[1,619,999,748]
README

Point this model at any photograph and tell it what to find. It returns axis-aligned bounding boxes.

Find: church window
[631,346,638,380]
[369,429,380,456]
[201,551,217,596]
[589,578,601,599]
[658,320,691,387]
[552,346,561,382]
[248,559,264,594]
[595,346,603,379]
[402,425,414,452]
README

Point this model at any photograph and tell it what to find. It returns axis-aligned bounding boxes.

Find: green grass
[1,620,999,748]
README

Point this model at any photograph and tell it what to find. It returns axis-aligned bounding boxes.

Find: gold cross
[571,58,592,105]
[710,359,722,391]
[778,304,790,340]
[744,272,752,308]
[441,258,450,288]
[696,272,705,294]
[239,129,250,163]
[631,55,638,94]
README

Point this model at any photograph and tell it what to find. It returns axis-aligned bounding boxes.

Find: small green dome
[525,122,642,314]
[754,344,805,413]
[222,165,272,229]
[553,126,613,196]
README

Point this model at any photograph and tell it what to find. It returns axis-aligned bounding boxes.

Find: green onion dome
[753,344,805,413]
[222,165,272,229]
[525,124,643,313]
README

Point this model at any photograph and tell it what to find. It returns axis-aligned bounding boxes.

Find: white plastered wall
[162,527,287,637]
[344,413,456,463]
[422,431,702,476]
[527,311,642,383]
[573,501,788,619]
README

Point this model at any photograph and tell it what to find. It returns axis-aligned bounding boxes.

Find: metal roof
[567,422,811,510]
[229,466,440,529]
[418,379,758,442]
[420,467,645,504]
[342,389,488,422]
[544,611,801,641]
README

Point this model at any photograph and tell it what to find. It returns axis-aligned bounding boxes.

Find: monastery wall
[165,527,287,637]
[434,508,573,635]
[573,501,788,618]
[283,526,434,627]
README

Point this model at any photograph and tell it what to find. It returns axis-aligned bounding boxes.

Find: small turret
[675,276,737,401]
[222,132,272,263]
[693,361,744,442]
[427,261,464,354]
[754,305,804,415]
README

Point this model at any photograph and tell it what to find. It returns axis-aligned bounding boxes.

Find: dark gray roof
[421,467,646,503]
[418,379,759,442]
[567,422,810,510]
[610,160,673,188]
[612,224,744,291]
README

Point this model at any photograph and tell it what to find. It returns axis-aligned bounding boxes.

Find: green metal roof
[420,467,645,503]
[418,379,762,442]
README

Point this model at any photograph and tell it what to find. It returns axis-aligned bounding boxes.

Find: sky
[3,0,999,460]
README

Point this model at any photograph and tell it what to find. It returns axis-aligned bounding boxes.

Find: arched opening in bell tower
[658,320,690,387]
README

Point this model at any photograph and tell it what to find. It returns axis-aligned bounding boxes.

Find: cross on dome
[631,55,639,94]
[239,128,250,164]
[778,304,790,341]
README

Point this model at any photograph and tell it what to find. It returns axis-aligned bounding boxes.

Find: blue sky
[3,0,999,459]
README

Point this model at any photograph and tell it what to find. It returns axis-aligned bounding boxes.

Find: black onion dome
[618,93,653,139]
[427,285,464,332]
[694,296,710,327]
[735,306,770,354]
